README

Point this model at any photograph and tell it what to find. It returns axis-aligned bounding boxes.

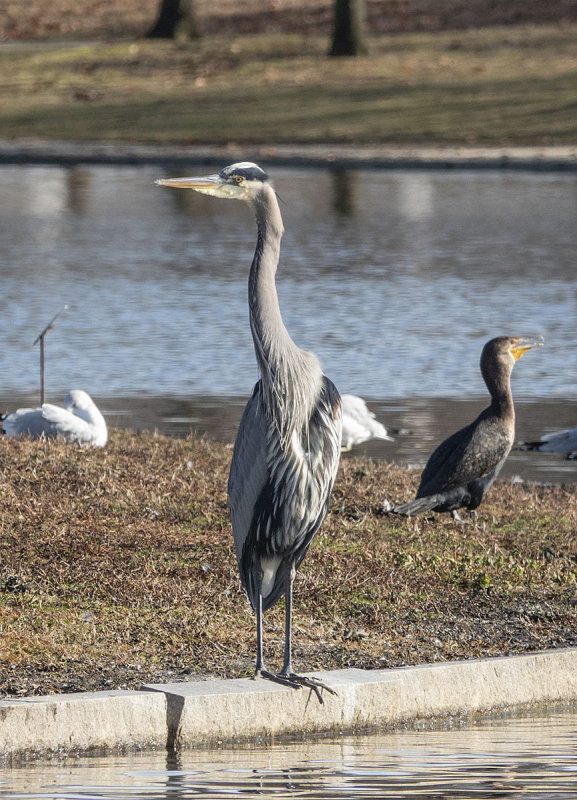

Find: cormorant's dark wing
[417,415,511,497]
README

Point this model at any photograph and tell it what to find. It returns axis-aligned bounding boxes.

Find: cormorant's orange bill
[510,335,544,362]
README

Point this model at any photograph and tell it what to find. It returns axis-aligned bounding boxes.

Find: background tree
[148,0,199,40]
[329,0,368,57]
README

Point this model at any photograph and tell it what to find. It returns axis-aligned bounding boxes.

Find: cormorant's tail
[392,495,440,517]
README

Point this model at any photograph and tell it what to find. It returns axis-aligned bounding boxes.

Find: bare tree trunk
[148,0,199,40]
[329,0,368,57]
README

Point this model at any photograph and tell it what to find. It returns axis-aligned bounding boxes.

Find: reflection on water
[0,164,576,483]
[2,710,577,798]
[0,164,575,398]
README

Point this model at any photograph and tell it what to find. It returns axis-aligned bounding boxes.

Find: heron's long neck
[248,184,322,442]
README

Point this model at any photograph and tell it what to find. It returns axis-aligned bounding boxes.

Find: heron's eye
[233,176,243,185]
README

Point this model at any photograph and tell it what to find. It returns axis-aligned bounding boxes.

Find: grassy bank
[1,429,576,698]
[1,24,576,146]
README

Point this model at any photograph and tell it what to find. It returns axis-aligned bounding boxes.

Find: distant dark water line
[1,391,574,486]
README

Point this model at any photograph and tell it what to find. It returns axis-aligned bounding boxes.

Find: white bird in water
[340,394,393,451]
[519,425,577,459]
[2,390,107,447]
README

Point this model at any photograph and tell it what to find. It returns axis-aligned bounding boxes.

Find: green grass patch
[1,25,576,145]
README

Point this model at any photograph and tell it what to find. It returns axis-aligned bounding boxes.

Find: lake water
[2,709,577,798]
[0,164,576,483]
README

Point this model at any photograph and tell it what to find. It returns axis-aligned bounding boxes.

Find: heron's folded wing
[227,384,269,565]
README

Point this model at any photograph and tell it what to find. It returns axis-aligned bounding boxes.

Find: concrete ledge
[1,141,577,171]
[0,689,167,758]
[143,648,577,747]
[1,648,577,758]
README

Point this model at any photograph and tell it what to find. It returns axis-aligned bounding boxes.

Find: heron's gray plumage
[227,174,342,609]
[230,376,341,612]
[158,163,341,693]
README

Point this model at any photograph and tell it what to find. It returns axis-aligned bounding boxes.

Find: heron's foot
[280,672,338,705]
[254,669,336,704]
[254,668,303,690]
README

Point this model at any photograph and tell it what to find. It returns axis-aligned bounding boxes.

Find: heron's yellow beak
[510,335,544,362]
[156,175,219,189]
[156,174,244,199]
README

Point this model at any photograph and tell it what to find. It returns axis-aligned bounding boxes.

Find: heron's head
[156,162,269,202]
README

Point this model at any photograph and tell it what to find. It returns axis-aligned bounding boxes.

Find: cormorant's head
[480,335,543,396]
[482,335,544,373]
[156,162,269,202]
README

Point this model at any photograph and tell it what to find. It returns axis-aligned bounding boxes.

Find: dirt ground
[1,431,576,698]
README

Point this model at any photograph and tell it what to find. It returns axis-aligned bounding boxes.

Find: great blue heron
[2,390,107,446]
[157,163,342,699]
[392,335,543,521]
[341,394,393,451]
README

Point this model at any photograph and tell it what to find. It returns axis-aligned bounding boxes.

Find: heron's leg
[278,567,337,704]
[255,586,265,675]
[279,566,295,677]
[254,568,301,690]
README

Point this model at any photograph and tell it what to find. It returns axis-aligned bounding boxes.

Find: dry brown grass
[1,428,576,697]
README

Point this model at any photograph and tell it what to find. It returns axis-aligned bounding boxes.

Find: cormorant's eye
[233,175,243,185]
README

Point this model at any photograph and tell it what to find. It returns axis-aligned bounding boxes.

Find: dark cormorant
[392,335,543,520]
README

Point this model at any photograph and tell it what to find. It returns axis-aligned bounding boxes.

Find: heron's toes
[255,669,337,703]
[255,669,302,690]
[284,672,338,704]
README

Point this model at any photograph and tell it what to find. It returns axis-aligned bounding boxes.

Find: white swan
[341,394,393,451]
[2,390,107,447]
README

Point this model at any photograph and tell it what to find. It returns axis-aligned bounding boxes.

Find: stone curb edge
[1,141,577,170]
[1,647,577,759]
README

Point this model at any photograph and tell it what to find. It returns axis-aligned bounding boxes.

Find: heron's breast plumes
[260,556,282,598]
